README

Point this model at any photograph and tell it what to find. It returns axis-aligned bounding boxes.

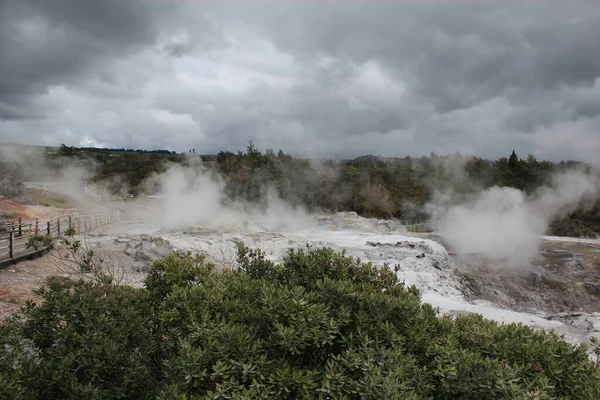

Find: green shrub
[25,234,53,251]
[2,246,600,398]
[1,278,160,399]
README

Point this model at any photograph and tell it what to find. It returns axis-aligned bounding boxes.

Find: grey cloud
[1,0,599,161]
[0,0,161,119]
[237,1,600,112]
[0,0,222,119]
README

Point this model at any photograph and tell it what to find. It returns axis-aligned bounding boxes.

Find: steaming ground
[82,211,600,351]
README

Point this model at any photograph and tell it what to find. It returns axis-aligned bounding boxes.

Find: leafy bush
[2,246,600,398]
[25,234,53,251]
[1,278,160,399]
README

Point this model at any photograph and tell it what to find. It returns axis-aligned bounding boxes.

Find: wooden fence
[402,219,433,233]
[0,209,123,264]
[83,184,102,203]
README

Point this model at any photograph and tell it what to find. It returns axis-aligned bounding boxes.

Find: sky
[0,0,599,160]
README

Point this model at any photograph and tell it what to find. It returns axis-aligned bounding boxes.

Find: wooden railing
[0,209,123,264]
[401,219,433,233]
[83,184,102,203]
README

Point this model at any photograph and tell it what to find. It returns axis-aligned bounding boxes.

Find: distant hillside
[351,154,386,163]
[79,147,178,155]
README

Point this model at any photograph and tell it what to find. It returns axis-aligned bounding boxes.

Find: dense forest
[2,143,599,236]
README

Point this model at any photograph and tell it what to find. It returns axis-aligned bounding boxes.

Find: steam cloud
[147,162,313,232]
[428,168,600,266]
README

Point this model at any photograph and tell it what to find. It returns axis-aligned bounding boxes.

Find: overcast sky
[1,0,599,160]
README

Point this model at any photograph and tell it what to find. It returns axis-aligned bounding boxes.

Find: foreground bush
[1,247,600,399]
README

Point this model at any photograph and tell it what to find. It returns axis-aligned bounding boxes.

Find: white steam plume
[146,163,313,232]
[428,168,600,266]
[156,164,242,230]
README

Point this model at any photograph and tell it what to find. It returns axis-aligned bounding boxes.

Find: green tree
[508,149,519,169]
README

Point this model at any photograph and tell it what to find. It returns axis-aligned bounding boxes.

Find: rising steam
[428,168,600,266]
[146,163,313,232]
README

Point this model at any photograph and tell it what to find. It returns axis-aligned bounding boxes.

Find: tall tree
[508,149,519,169]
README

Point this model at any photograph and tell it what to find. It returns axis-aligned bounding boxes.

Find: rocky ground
[454,240,600,316]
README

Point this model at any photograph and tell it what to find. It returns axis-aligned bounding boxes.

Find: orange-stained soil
[0,195,74,221]
[0,195,31,220]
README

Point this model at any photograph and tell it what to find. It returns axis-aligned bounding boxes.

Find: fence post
[68,216,72,231]
[18,217,22,237]
[57,218,61,236]
[35,218,39,235]
[9,231,14,259]
[47,221,51,235]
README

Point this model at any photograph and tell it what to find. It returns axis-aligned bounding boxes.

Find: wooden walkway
[0,209,122,265]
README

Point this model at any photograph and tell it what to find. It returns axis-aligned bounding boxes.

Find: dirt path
[0,231,174,318]
[0,250,66,318]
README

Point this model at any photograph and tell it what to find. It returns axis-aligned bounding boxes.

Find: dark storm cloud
[0,0,225,120]
[0,0,165,119]
[1,0,599,161]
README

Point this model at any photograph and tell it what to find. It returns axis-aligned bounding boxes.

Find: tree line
[88,143,600,236]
